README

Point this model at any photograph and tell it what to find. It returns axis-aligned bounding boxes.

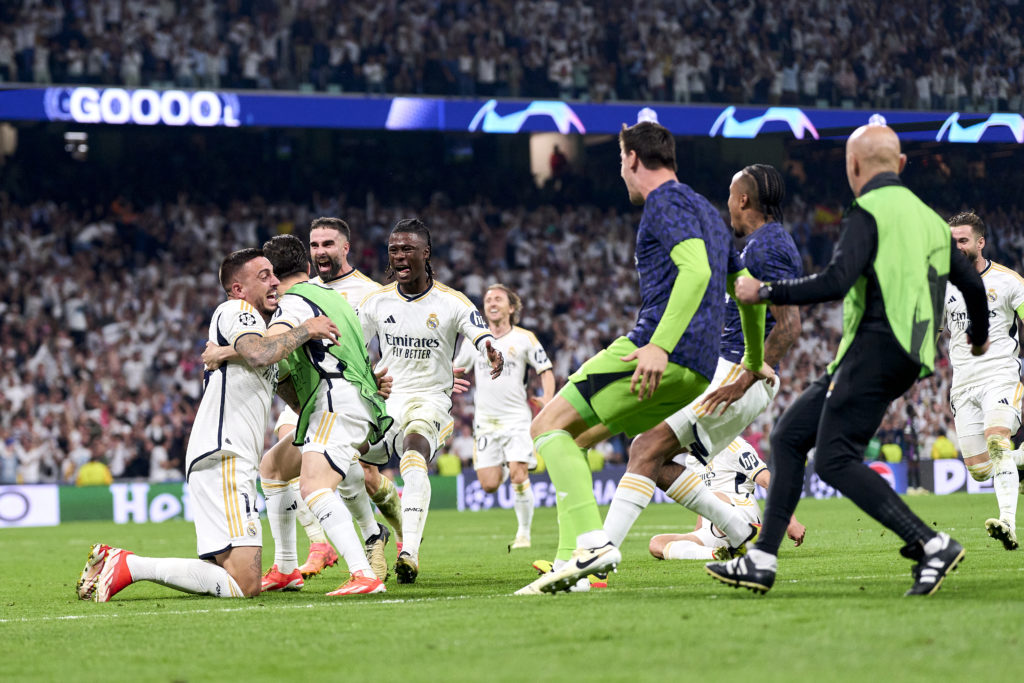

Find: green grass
[2,493,1023,682]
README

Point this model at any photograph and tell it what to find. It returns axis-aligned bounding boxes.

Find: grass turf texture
[2,493,1023,682]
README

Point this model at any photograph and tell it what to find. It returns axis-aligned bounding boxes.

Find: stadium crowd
[3,187,1024,485]
[1,0,1022,110]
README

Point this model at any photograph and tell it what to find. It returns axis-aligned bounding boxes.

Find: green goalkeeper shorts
[559,336,710,438]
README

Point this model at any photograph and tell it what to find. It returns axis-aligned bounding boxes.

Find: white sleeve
[222,304,266,348]
[358,297,378,345]
[457,300,492,352]
[526,333,553,374]
[270,293,311,330]
[452,338,478,374]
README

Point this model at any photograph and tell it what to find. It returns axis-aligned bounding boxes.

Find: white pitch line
[0,592,499,625]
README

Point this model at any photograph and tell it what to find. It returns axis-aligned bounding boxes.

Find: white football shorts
[362,392,454,465]
[189,451,262,559]
[951,378,1023,457]
[301,379,376,476]
[472,422,536,470]
[664,357,779,459]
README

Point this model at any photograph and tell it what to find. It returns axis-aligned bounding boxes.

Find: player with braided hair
[360,218,504,583]
[602,162,805,556]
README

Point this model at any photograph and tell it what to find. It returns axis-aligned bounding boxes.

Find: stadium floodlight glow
[935,113,1024,143]
[468,99,586,134]
[709,106,820,140]
[53,87,241,127]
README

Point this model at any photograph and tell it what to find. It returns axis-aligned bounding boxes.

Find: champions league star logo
[936,113,1024,143]
[709,106,820,140]
[468,100,586,134]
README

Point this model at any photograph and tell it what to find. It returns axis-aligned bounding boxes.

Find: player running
[647,437,806,560]
[359,218,504,584]
[77,249,337,601]
[516,121,771,595]
[944,211,1024,549]
[454,283,555,550]
[602,163,802,555]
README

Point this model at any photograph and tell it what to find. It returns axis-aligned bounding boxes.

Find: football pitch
[2,493,1022,682]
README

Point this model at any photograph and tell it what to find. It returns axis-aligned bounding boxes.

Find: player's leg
[363,461,404,548]
[980,381,1022,548]
[519,340,708,594]
[300,400,386,595]
[396,429,432,583]
[79,453,262,602]
[260,432,309,589]
[340,460,391,580]
[706,373,827,593]
[299,451,383,595]
[650,530,716,560]
[508,460,533,547]
[811,336,962,594]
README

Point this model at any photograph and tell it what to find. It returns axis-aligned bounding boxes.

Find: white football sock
[512,480,535,537]
[603,472,656,547]
[665,470,749,546]
[304,487,371,575]
[746,548,778,570]
[339,461,379,542]
[292,478,328,544]
[371,476,403,543]
[576,529,611,549]
[991,458,1015,528]
[263,478,298,573]
[663,540,715,560]
[126,555,245,598]
[399,450,431,557]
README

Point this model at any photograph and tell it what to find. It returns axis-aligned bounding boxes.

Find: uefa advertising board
[1,85,1022,143]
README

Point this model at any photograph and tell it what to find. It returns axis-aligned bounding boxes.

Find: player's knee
[238,576,261,598]
[812,456,844,486]
[648,536,667,559]
[967,459,994,482]
[508,463,528,484]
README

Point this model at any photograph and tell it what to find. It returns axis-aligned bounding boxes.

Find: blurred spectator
[2,0,1019,111]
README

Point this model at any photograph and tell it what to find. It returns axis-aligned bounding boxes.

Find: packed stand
[3,192,1024,484]
[1,0,1022,110]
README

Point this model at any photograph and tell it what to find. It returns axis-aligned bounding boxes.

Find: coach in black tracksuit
[706,124,990,597]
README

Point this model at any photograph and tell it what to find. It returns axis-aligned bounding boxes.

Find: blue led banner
[1,85,1021,143]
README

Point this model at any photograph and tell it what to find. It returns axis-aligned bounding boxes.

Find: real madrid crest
[987,288,997,303]
[426,313,440,329]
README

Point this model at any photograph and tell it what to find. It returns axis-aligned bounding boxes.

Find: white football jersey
[453,325,552,431]
[187,299,278,474]
[359,281,492,402]
[314,268,381,313]
[271,283,356,378]
[685,437,766,499]
[945,261,1024,390]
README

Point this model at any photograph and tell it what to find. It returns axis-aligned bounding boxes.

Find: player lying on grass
[648,437,805,560]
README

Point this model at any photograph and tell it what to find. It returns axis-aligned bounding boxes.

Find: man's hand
[485,341,504,379]
[622,343,668,401]
[373,364,393,399]
[968,336,989,356]
[787,517,806,547]
[733,276,763,305]
[202,341,234,371]
[302,315,339,343]
[452,366,472,394]
[744,360,776,386]
[699,369,757,416]
[528,395,550,411]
